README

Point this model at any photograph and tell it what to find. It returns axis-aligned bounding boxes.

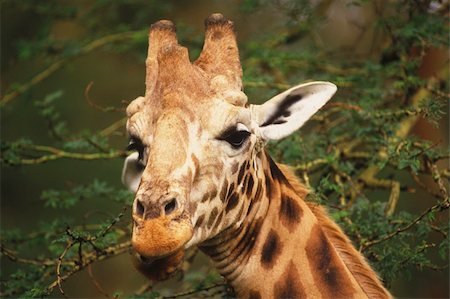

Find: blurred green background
[1,0,449,298]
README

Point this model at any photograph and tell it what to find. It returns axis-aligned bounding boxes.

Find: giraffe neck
[200,151,391,299]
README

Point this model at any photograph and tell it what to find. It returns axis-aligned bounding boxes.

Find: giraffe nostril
[135,199,145,217]
[164,198,177,215]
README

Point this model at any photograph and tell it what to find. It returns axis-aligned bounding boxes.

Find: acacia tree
[1,1,448,298]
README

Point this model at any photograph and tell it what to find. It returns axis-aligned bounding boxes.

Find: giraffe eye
[220,128,251,149]
[127,137,145,160]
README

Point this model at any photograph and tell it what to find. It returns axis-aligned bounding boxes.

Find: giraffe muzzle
[131,195,193,259]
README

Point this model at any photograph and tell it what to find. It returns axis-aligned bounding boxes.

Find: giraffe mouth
[131,214,192,281]
[132,249,185,281]
[137,253,157,264]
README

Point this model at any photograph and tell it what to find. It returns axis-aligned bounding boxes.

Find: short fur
[278,164,392,298]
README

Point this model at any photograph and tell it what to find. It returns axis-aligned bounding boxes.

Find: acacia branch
[359,167,401,217]
[293,158,329,171]
[1,245,75,267]
[56,242,73,298]
[354,80,439,216]
[46,241,131,296]
[360,198,450,251]
[4,144,128,165]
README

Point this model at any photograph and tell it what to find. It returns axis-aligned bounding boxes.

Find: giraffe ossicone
[121,13,392,298]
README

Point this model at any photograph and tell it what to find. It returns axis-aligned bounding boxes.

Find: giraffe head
[122,14,336,280]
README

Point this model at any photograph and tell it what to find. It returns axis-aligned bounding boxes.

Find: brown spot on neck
[279,195,303,232]
[274,261,306,299]
[306,224,356,298]
[260,229,281,269]
[248,290,261,299]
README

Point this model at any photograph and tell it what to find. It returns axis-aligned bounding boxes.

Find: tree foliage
[1,0,449,298]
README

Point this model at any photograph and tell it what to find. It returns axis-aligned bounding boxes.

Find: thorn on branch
[84,81,125,112]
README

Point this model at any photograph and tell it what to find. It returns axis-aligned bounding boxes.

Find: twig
[359,167,401,217]
[332,167,361,209]
[361,199,450,251]
[1,223,127,245]
[46,241,131,295]
[84,81,125,112]
[88,264,111,298]
[0,244,74,267]
[56,242,74,298]
[293,158,328,171]
[427,160,448,199]
[1,30,145,107]
[429,224,448,238]
[161,283,228,299]
[409,171,444,200]
[134,282,153,296]
[3,144,127,165]
[334,173,346,206]
[99,117,127,137]
[301,171,311,189]
[354,81,438,216]
[94,206,128,240]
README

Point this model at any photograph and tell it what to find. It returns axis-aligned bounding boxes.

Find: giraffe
[121,14,392,299]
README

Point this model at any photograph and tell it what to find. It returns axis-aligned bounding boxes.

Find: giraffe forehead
[126,72,247,125]
[127,94,250,139]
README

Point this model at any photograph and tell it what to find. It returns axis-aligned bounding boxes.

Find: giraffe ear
[121,152,144,192]
[252,81,337,140]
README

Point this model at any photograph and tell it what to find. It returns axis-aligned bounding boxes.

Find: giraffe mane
[277,163,392,299]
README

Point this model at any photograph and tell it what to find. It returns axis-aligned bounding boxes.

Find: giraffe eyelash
[218,126,251,149]
[127,137,145,160]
